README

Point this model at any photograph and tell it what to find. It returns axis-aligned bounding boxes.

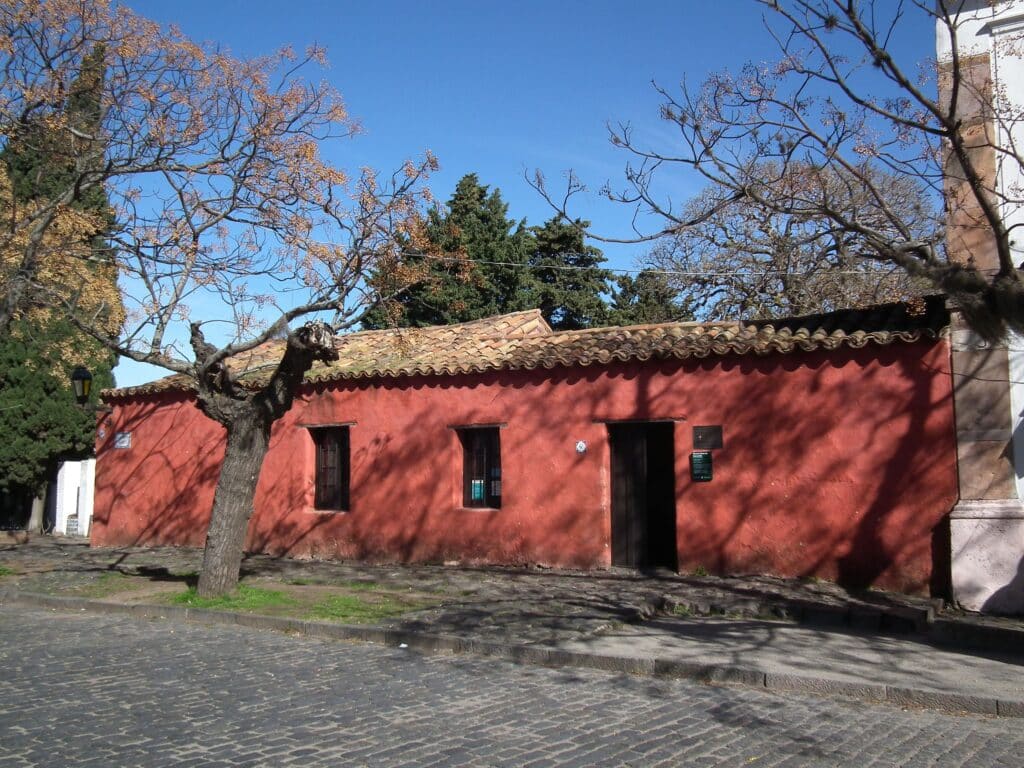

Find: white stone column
[951,501,1024,612]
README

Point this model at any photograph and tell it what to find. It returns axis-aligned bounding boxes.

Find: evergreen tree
[0,46,119,527]
[608,270,690,326]
[364,174,535,328]
[4,46,110,223]
[529,217,611,330]
[0,317,111,488]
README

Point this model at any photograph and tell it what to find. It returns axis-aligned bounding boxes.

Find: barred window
[310,427,350,511]
[458,427,501,509]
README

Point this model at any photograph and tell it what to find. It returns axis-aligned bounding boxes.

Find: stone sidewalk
[2,535,1023,716]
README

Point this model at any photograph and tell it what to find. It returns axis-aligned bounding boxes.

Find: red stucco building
[92,297,959,596]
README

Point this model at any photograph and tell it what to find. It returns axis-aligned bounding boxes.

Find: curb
[3,589,1021,719]
[928,617,1024,657]
[659,593,1024,658]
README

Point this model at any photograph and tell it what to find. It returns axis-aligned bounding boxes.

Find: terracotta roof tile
[106,298,949,400]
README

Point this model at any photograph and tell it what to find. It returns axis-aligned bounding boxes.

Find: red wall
[92,340,958,594]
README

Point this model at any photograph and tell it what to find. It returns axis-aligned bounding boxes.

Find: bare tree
[0,0,436,595]
[644,166,931,320]
[534,0,1024,338]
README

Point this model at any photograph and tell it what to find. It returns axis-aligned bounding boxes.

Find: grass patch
[305,593,420,623]
[338,580,378,591]
[77,571,132,598]
[0,565,14,577]
[673,604,692,617]
[286,578,377,590]
[159,580,443,622]
[171,584,298,612]
[62,571,155,599]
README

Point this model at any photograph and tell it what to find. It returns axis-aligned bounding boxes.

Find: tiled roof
[106,298,949,399]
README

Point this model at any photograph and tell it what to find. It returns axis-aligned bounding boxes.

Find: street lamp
[70,366,93,405]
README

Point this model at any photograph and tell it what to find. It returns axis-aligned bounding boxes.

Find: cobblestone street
[1,605,1020,767]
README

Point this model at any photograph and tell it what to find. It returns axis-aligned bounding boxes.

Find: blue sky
[116,0,936,386]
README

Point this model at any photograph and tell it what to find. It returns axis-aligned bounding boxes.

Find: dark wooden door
[610,424,646,568]
[609,422,677,569]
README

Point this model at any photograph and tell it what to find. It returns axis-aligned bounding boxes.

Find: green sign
[690,451,713,482]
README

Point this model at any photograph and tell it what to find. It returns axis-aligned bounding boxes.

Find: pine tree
[5,46,109,218]
[608,270,690,326]
[0,317,111,491]
[529,217,611,330]
[364,174,536,328]
[0,46,119,527]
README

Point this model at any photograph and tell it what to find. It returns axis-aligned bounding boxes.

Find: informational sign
[113,432,132,450]
[690,451,713,482]
[692,425,723,450]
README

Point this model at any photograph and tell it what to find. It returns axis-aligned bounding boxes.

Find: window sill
[455,505,501,513]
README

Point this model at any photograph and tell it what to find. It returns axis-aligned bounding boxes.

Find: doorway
[608,422,677,570]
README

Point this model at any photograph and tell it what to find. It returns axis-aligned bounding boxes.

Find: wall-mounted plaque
[690,451,713,482]
[692,425,723,450]
[113,432,132,449]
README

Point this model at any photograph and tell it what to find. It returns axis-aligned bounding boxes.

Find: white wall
[54,460,95,537]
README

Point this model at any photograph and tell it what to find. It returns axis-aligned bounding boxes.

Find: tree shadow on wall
[107,335,958,631]
[247,341,955,602]
[248,371,611,569]
[664,344,956,600]
[98,396,223,549]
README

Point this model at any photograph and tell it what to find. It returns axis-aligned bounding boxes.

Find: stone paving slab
[552,617,1024,715]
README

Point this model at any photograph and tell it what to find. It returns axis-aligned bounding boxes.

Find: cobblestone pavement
[1,605,1021,768]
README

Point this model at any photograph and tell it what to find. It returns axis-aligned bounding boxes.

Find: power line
[415,252,913,279]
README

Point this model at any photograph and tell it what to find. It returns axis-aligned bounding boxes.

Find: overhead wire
[414,252,916,279]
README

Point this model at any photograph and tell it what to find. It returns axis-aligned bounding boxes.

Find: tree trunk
[191,320,337,597]
[196,410,271,597]
[26,489,45,534]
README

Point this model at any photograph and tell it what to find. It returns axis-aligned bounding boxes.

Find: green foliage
[528,217,612,330]
[0,46,119,504]
[0,316,113,493]
[608,270,690,326]
[169,582,433,622]
[3,45,113,232]
[171,584,297,612]
[365,174,534,328]
[74,571,138,598]
[365,175,613,330]
[337,579,379,591]
[305,593,421,623]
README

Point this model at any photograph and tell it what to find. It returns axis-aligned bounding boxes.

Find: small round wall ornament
[575,440,587,454]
